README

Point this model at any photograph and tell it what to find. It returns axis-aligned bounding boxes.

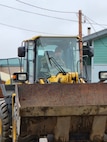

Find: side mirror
[18,47,25,57]
[83,46,94,57]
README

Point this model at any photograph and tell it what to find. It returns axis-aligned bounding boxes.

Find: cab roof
[23,35,80,42]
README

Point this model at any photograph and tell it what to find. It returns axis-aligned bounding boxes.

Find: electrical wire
[15,1,107,27]
[0,4,107,36]
[16,0,77,14]
[1,3,107,27]
[83,14,107,28]
[0,3,78,22]
[0,22,65,35]
[84,15,107,48]
[0,3,78,35]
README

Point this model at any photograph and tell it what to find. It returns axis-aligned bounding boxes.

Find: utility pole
[78,10,83,76]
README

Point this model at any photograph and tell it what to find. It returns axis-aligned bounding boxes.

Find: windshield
[36,37,79,79]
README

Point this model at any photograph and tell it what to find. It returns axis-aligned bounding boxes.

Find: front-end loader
[0,36,107,142]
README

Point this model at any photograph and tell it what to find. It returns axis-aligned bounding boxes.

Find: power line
[16,0,77,14]
[0,3,107,35]
[0,22,64,35]
[0,3,78,22]
[15,1,107,27]
[83,14,107,28]
[1,3,107,27]
[84,15,107,48]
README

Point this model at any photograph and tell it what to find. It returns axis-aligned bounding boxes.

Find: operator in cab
[54,46,66,67]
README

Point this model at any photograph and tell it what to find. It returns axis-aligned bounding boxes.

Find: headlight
[13,72,28,82]
[18,74,27,81]
[99,71,107,81]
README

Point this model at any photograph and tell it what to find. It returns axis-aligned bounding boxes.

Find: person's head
[55,46,62,57]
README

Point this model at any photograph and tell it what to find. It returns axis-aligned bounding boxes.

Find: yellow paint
[12,93,17,142]
[13,119,17,142]
[48,72,79,84]
[39,79,45,84]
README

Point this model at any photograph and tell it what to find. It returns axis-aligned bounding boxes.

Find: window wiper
[45,51,66,75]
[45,51,52,66]
[49,57,66,75]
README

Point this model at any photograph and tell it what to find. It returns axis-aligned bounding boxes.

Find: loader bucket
[15,83,107,142]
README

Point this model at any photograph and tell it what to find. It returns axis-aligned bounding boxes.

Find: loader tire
[0,99,10,142]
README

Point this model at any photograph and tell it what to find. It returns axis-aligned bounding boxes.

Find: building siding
[92,65,107,82]
[94,37,107,64]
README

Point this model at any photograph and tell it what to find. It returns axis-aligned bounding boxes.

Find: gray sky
[0,0,107,58]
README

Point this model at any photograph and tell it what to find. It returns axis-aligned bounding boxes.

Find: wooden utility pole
[78,10,83,76]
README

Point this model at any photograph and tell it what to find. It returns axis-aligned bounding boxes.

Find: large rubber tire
[0,99,10,142]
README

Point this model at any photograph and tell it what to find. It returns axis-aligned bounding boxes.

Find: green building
[83,29,107,82]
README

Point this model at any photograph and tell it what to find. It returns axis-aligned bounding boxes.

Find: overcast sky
[0,0,107,58]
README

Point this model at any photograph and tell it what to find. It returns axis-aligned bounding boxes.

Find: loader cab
[18,36,80,83]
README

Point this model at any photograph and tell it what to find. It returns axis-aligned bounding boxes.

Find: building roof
[83,29,107,42]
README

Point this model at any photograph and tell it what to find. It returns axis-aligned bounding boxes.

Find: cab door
[27,41,35,83]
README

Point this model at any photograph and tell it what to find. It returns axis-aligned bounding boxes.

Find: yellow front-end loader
[0,36,107,142]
